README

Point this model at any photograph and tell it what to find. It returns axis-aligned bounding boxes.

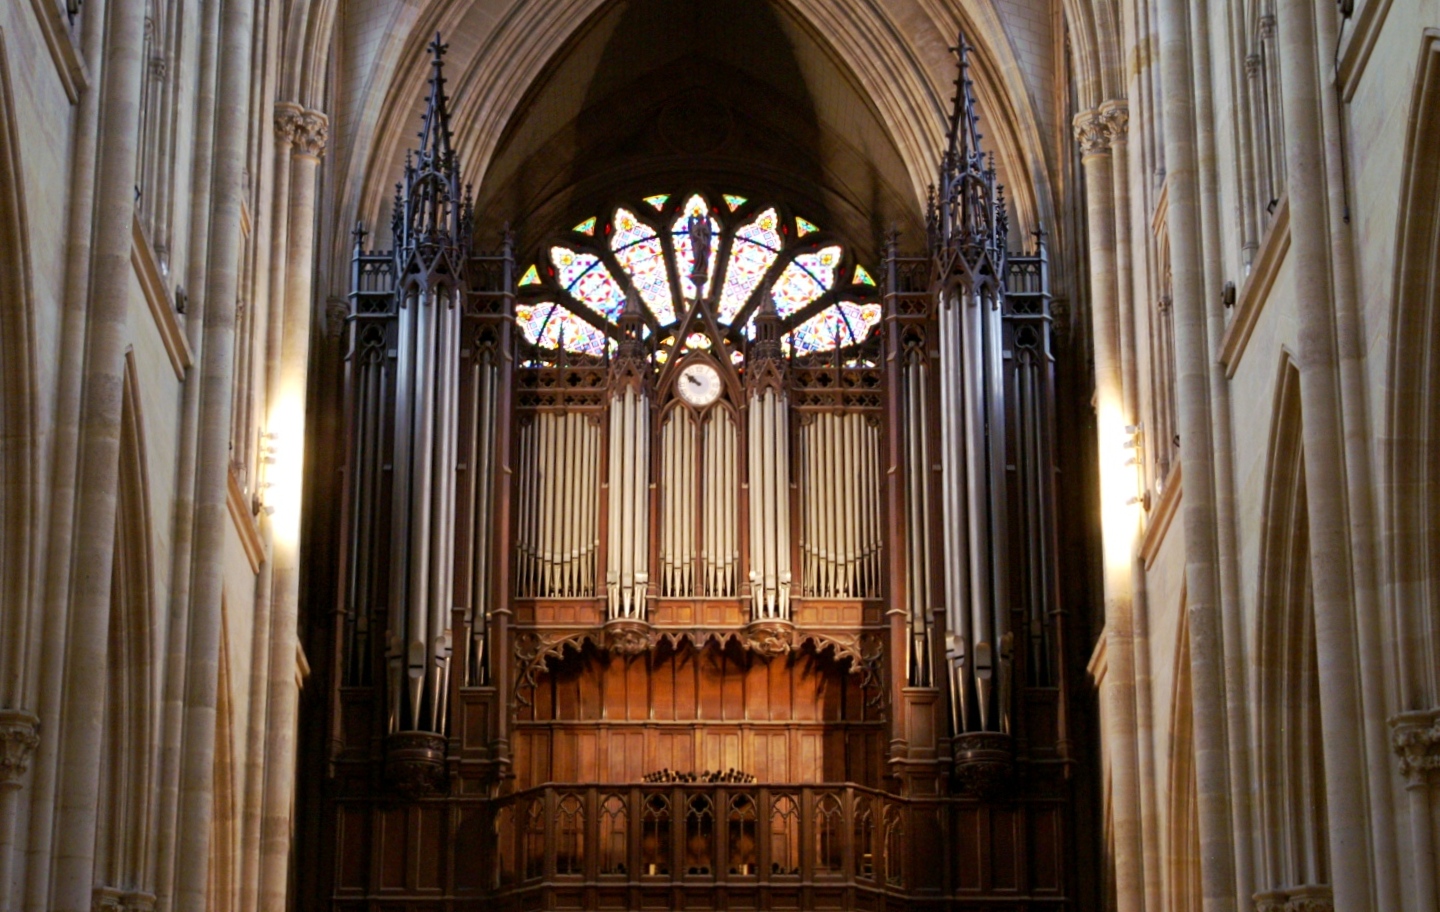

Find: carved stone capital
[1253,891,1288,912]
[1098,100,1129,143]
[274,101,303,142]
[275,103,328,157]
[325,296,350,340]
[1392,708,1440,785]
[1072,109,1109,156]
[1245,54,1263,79]
[1258,13,1276,41]
[0,709,40,788]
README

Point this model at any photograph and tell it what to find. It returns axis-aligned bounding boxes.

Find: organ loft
[320,33,1085,910]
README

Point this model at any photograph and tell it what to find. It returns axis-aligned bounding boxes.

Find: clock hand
[686,374,702,386]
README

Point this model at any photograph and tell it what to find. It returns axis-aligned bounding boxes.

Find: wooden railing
[485,783,912,896]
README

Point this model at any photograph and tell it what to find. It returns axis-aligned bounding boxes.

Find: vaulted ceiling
[327,0,1072,271]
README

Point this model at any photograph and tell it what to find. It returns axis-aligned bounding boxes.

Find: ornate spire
[932,32,1008,276]
[393,34,472,280]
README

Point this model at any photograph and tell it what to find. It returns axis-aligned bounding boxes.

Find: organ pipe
[747,386,791,620]
[607,384,650,618]
[799,412,883,599]
[515,412,600,599]
[660,404,738,598]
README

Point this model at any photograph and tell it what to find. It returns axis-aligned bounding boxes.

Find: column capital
[1391,707,1440,786]
[1098,99,1129,143]
[1072,109,1110,157]
[275,103,328,157]
[0,708,40,789]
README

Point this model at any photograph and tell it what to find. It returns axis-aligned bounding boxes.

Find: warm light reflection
[266,393,306,549]
[1095,394,1141,577]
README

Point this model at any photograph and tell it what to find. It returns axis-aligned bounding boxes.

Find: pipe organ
[513,411,600,599]
[319,34,1083,912]
[659,405,739,598]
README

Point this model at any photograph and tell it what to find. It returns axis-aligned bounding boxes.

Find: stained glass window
[551,246,628,321]
[523,199,874,356]
[716,207,782,324]
[785,301,882,353]
[672,194,721,302]
[610,208,677,325]
[516,301,611,356]
[769,245,841,318]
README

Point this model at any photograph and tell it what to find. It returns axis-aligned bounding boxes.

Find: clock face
[677,362,723,408]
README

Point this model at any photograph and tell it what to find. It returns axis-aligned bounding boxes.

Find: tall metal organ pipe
[385,283,462,734]
[607,382,651,619]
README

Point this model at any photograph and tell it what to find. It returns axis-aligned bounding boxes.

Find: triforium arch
[92,353,159,908]
[1385,27,1440,718]
[1385,26,1440,890]
[0,25,36,715]
[1252,355,1331,908]
[310,23,1090,908]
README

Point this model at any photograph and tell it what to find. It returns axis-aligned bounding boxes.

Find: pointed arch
[1164,599,1202,912]
[94,352,159,894]
[1384,28,1440,710]
[0,26,38,709]
[1252,354,1329,896]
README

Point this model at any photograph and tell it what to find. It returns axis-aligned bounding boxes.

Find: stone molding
[275,103,328,157]
[1072,108,1109,156]
[1392,707,1440,785]
[0,709,40,788]
[1254,885,1333,912]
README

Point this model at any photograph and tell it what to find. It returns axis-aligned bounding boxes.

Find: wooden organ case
[320,36,1081,912]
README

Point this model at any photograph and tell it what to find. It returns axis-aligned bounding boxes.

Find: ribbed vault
[337,0,1063,261]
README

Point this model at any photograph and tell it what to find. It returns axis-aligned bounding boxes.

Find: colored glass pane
[770,245,842,318]
[723,194,747,211]
[854,264,876,286]
[551,246,627,320]
[672,194,721,302]
[684,332,712,350]
[519,264,541,286]
[715,207,782,324]
[573,216,597,236]
[610,208,677,325]
[785,301,883,354]
[516,301,611,356]
[796,216,819,237]
[643,194,669,211]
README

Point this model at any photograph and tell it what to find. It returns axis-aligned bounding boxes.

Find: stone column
[1186,0,1258,903]
[258,104,327,912]
[1154,1,1240,910]
[0,711,38,912]
[1074,107,1146,912]
[50,0,149,906]
[1273,2,1373,909]
[170,0,256,904]
[1392,710,1440,912]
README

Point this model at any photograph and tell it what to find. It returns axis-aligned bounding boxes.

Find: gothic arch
[1252,354,1329,898]
[208,614,238,911]
[1384,28,1440,712]
[0,26,37,710]
[93,352,159,896]
[1164,604,1202,912]
[343,0,1055,252]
